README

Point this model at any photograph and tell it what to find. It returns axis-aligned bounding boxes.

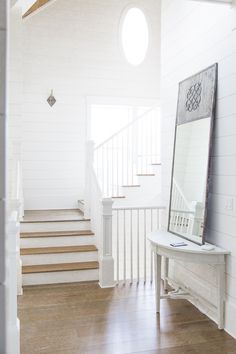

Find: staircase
[18,105,162,288]
[20,210,99,286]
[113,163,161,207]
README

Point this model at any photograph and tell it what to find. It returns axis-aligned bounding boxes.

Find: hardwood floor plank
[18,282,236,354]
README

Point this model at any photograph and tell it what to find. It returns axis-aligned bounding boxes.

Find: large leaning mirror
[168,64,218,245]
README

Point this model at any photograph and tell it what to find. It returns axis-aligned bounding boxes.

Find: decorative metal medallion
[176,64,217,124]
[185,82,202,112]
[47,90,56,107]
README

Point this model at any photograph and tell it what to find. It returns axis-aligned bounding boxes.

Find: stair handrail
[93,104,160,196]
[172,178,192,211]
[94,104,158,150]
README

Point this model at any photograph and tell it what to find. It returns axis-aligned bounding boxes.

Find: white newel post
[84,140,95,219]
[99,198,115,288]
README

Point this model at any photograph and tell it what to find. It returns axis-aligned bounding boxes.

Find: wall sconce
[47,89,56,107]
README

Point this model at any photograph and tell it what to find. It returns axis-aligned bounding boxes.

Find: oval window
[121,7,149,66]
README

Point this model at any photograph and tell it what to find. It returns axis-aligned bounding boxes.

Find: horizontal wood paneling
[21,0,161,209]
[161,0,236,338]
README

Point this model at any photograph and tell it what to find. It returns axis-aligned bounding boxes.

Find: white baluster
[123,209,126,284]
[116,210,119,282]
[84,140,95,219]
[130,209,133,284]
[137,209,140,283]
[116,136,119,196]
[111,138,114,197]
[144,209,147,283]
[150,209,153,283]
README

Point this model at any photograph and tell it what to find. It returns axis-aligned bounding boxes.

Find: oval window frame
[119,5,150,67]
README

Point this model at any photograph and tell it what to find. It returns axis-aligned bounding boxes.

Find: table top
[148,230,230,255]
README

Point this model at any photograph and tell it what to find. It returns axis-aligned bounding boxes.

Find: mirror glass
[168,118,211,243]
[168,64,217,244]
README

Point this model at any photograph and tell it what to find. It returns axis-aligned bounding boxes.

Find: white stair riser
[137,175,161,191]
[22,269,99,286]
[119,176,161,202]
[20,235,95,248]
[21,251,98,265]
[151,165,161,175]
[20,220,91,233]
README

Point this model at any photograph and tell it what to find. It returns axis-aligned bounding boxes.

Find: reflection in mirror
[169,118,211,243]
[168,64,217,245]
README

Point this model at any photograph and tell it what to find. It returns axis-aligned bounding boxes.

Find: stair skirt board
[21,251,98,265]
[20,235,96,248]
[22,268,99,286]
[20,220,91,233]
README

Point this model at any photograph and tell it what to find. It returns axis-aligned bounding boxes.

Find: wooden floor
[18,282,236,354]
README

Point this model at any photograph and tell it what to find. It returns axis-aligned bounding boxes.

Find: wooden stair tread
[20,230,94,238]
[21,245,97,255]
[22,261,99,274]
[122,185,141,187]
[136,174,155,176]
[21,218,90,224]
[112,196,126,199]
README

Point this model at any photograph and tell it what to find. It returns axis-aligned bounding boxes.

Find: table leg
[217,263,225,330]
[164,257,169,291]
[154,253,162,313]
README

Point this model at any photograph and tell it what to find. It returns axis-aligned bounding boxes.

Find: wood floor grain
[18,282,236,354]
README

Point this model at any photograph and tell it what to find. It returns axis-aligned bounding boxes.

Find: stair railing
[170,179,204,237]
[112,205,165,284]
[85,104,162,286]
[171,178,192,211]
[94,105,160,197]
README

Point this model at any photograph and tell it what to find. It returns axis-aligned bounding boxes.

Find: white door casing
[0,0,7,353]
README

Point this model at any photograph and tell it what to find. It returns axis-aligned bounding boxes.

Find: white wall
[0,0,7,351]
[20,0,161,210]
[161,0,236,338]
[8,3,23,200]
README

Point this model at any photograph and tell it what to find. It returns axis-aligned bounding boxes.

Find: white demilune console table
[148,230,230,329]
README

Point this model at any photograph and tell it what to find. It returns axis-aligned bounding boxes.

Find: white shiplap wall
[161,0,236,337]
[20,0,161,210]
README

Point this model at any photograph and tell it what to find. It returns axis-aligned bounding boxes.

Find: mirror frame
[168,64,218,245]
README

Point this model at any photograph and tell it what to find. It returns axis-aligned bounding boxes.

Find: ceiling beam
[22,0,52,18]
